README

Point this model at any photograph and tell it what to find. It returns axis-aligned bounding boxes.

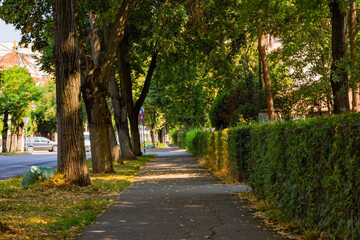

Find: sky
[0,19,22,42]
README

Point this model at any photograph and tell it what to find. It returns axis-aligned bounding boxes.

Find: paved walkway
[80,147,286,240]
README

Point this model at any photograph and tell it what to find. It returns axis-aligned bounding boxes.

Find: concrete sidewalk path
[80,147,286,240]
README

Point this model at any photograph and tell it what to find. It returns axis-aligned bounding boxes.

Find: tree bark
[82,83,115,173]
[350,1,360,112]
[52,0,91,186]
[258,50,262,100]
[106,105,122,164]
[258,33,275,121]
[128,111,142,155]
[119,43,158,156]
[82,11,114,173]
[15,122,24,152]
[329,0,350,114]
[2,110,8,153]
[150,112,157,148]
[78,0,134,171]
[108,71,136,160]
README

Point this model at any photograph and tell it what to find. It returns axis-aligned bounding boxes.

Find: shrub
[248,113,360,239]
[169,128,179,145]
[184,129,202,154]
[178,131,187,148]
[182,112,360,239]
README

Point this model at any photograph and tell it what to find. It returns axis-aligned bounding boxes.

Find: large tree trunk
[119,43,158,156]
[52,0,91,186]
[106,104,122,164]
[108,71,136,160]
[128,111,142,156]
[350,1,360,112]
[118,107,136,160]
[78,0,134,169]
[15,122,24,152]
[2,110,8,153]
[329,0,350,114]
[83,12,114,173]
[258,33,275,121]
[82,83,115,173]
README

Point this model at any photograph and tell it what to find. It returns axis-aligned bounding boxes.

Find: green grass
[0,154,154,239]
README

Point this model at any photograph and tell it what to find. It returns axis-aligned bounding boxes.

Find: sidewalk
[80,147,286,240]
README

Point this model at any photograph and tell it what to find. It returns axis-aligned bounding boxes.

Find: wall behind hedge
[180,113,360,239]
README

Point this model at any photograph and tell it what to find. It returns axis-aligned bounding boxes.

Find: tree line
[0,0,359,186]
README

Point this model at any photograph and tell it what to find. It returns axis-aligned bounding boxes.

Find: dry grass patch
[0,155,154,239]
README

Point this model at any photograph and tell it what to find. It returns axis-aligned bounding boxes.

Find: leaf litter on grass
[0,155,154,239]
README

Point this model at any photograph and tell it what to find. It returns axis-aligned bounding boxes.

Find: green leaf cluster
[0,67,42,127]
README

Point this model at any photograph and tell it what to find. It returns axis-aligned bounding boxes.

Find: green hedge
[181,113,360,239]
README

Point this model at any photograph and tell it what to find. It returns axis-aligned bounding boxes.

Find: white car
[84,132,91,152]
[26,137,57,152]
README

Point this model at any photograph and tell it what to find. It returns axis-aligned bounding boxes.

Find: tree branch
[135,50,158,112]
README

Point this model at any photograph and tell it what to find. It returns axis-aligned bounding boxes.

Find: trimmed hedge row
[181,113,360,239]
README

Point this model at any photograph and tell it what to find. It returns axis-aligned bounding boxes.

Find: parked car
[25,137,57,152]
[84,132,91,152]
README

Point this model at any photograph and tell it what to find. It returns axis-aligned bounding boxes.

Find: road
[0,152,91,180]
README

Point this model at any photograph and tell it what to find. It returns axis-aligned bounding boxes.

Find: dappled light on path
[80,147,285,240]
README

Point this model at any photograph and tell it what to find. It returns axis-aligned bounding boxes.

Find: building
[0,41,52,84]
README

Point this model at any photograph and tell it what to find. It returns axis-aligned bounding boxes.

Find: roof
[0,51,32,69]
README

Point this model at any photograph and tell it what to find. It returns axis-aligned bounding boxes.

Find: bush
[169,128,179,145]
[182,113,360,239]
[178,131,187,149]
[184,129,202,154]
[248,113,360,239]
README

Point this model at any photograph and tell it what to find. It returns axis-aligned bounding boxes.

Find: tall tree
[350,0,359,112]
[0,67,41,152]
[78,0,134,172]
[258,33,275,120]
[52,0,91,186]
[119,45,158,156]
[329,0,350,114]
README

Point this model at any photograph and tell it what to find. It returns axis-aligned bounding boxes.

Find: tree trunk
[52,0,91,186]
[258,50,262,100]
[118,107,136,160]
[119,44,158,156]
[150,112,157,148]
[258,33,275,121]
[16,122,24,152]
[150,128,156,148]
[82,83,115,173]
[106,104,122,164]
[2,110,8,153]
[77,0,134,170]
[329,0,350,114]
[350,1,360,112]
[108,71,136,160]
[158,129,163,143]
[128,111,142,156]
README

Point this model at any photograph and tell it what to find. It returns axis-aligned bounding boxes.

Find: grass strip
[0,154,154,239]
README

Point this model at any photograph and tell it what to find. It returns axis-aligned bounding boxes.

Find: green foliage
[0,67,42,131]
[178,131,187,149]
[0,0,53,51]
[31,79,57,136]
[184,129,202,154]
[169,128,179,145]
[209,88,259,130]
[183,113,360,239]
[248,113,360,239]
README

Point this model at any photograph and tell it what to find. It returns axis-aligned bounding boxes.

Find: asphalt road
[0,151,91,180]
